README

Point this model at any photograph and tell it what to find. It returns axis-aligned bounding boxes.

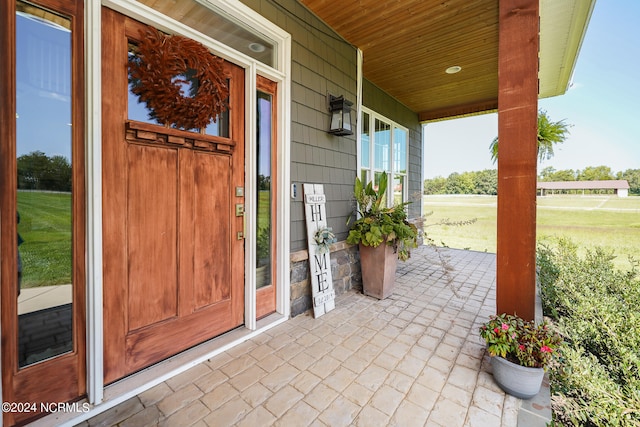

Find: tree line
[424,166,640,195]
[17,151,72,192]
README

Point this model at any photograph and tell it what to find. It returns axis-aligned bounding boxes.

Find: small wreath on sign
[128,27,229,130]
[314,226,336,254]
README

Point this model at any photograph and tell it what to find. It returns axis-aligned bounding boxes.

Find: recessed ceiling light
[248,42,266,53]
[445,65,462,74]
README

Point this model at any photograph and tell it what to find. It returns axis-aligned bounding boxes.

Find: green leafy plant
[313,226,336,254]
[537,239,640,426]
[479,313,563,369]
[346,172,418,261]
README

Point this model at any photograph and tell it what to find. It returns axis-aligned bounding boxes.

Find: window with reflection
[15,1,73,367]
[374,119,390,172]
[359,109,409,206]
[393,128,408,205]
[360,111,371,183]
[126,43,230,137]
[256,90,273,289]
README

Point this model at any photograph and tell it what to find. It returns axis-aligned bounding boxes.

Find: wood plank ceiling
[300,0,594,123]
[299,0,500,122]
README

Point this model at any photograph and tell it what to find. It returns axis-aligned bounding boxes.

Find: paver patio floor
[75,247,549,427]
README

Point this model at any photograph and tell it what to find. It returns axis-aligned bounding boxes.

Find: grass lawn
[423,194,640,270]
[17,191,72,288]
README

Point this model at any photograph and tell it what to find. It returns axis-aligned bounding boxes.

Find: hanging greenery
[128,27,229,130]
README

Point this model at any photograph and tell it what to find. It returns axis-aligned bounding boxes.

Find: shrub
[537,239,640,426]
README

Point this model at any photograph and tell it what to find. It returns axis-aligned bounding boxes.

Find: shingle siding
[242,0,358,251]
[241,0,423,250]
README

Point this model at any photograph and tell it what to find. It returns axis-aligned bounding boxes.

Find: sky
[423,1,640,179]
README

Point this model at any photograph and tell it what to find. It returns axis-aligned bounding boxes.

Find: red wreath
[128,27,229,130]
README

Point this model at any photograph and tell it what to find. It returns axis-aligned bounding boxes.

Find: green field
[17,191,72,287]
[423,195,640,270]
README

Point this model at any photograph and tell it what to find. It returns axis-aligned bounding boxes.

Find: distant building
[537,180,630,197]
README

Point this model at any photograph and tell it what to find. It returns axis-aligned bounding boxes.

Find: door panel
[102,9,245,383]
[127,144,179,330]
[194,152,233,309]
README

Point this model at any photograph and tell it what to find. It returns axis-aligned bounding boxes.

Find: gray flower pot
[491,356,544,399]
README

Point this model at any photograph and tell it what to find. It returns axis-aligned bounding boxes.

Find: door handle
[236,205,246,240]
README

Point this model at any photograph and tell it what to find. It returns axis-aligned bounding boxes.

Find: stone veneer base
[289,241,361,317]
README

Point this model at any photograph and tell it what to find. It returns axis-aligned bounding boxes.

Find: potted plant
[479,313,563,399]
[346,172,418,299]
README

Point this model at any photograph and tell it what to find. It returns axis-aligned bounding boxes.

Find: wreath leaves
[128,27,229,130]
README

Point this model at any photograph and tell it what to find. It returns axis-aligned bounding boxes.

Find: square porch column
[496,0,539,321]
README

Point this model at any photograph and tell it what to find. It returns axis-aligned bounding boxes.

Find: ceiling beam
[418,99,498,123]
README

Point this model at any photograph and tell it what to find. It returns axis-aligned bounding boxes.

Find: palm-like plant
[490,110,571,163]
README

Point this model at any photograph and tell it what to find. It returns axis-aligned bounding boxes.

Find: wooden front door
[101,9,245,383]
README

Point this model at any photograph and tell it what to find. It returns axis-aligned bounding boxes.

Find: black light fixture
[327,94,353,136]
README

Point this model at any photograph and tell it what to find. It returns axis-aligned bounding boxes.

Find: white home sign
[303,183,335,318]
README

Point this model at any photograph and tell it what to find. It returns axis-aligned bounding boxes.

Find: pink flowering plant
[479,313,562,369]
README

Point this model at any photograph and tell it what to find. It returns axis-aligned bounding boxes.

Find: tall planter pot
[359,243,397,299]
[491,356,544,399]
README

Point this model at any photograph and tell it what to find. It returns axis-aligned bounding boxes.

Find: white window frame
[359,107,409,207]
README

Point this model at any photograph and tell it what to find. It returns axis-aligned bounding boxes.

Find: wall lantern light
[327,94,353,136]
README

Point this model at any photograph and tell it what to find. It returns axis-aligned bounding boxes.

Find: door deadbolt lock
[235,204,245,217]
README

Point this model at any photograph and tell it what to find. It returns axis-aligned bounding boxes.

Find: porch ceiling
[298,0,596,122]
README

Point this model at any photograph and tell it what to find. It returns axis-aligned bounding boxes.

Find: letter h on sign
[310,204,322,222]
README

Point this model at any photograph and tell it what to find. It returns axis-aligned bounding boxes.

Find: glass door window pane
[16,1,73,367]
[256,91,272,289]
[127,45,230,137]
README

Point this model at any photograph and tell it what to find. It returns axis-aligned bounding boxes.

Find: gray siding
[242,0,358,252]
[241,0,423,250]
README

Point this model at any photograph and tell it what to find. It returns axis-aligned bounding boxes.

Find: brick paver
[80,247,550,427]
